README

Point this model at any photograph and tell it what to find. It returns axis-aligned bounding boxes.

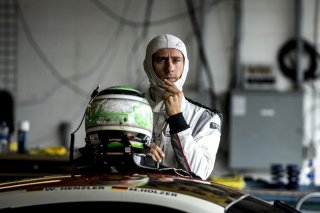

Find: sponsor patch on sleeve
[210,122,221,132]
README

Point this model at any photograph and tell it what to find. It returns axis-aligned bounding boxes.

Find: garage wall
[1,0,320,179]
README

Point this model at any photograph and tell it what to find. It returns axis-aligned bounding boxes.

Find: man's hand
[159,79,183,116]
[148,143,165,163]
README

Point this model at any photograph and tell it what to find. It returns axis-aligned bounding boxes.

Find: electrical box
[243,64,276,90]
[229,89,303,170]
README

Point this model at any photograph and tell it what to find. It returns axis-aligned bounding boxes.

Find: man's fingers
[162,92,176,99]
[150,144,165,157]
[159,80,179,92]
[149,151,162,162]
[148,144,165,163]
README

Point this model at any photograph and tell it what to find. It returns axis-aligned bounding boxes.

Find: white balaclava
[143,34,189,103]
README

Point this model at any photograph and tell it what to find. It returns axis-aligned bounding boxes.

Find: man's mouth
[164,77,176,82]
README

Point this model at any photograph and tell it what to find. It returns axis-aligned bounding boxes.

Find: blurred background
[0,0,320,188]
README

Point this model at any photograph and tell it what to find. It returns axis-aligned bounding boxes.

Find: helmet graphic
[84,86,153,164]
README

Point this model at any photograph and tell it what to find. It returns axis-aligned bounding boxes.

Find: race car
[0,86,301,212]
[0,169,301,212]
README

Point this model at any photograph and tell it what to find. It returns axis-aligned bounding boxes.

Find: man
[143,34,222,180]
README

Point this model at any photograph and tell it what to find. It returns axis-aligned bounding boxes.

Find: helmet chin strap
[69,85,100,162]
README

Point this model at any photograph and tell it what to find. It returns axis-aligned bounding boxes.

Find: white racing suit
[142,34,222,180]
[144,91,222,180]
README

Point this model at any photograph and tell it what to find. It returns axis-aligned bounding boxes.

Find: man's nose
[165,60,174,73]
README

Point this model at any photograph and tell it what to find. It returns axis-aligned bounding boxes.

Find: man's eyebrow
[153,56,168,60]
[155,55,182,58]
[153,55,183,61]
[155,56,168,58]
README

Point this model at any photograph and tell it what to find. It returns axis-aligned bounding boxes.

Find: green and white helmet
[85,86,153,153]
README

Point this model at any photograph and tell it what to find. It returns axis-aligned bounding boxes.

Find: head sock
[143,34,189,103]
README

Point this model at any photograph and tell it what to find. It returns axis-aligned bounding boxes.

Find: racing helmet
[84,86,153,158]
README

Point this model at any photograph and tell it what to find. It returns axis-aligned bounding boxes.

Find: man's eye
[173,59,182,63]
[157,58,166,63]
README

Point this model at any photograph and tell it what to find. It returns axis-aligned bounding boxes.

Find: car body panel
[0,172,303,212]
[0,172,250,212]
